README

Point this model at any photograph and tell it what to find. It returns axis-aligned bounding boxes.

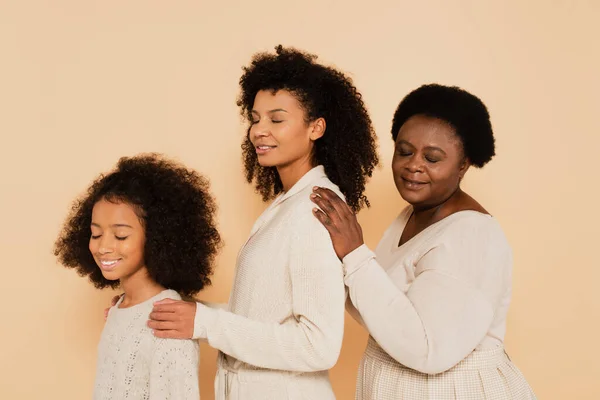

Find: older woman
[311,84,536,399]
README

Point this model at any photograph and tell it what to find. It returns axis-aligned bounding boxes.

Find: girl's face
[249,89,324,170]
[89,199,146,282]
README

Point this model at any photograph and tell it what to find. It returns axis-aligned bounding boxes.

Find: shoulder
[281,177,344,256]
[294,176,344,216]
[422,212,512,281]
[440,212,510,252]
[156,289,182,301]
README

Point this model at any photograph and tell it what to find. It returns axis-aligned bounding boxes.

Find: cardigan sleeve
[343,217,511,374]
[192,212,345,372]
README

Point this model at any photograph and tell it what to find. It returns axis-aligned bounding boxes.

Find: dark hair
[391,84,495,168]
[237,45,379,212]
[54,153,221,297]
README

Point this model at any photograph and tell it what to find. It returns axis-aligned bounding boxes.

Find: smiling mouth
[402,177,428,189]
[99,259,121,271]
[255,145,276,155]
[403,178,427,184]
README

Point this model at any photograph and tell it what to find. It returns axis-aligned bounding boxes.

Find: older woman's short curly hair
[391,84,495,168]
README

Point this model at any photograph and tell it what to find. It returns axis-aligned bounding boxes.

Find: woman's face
[392,115,470,210]
[249,89,324,170]
[89,199,146,282]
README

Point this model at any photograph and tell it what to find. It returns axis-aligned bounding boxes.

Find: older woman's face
[392,115,470,210]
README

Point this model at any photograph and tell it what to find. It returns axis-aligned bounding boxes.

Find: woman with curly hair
[146,45,379,399]
[311,84,536,399]
[54,153,221,399]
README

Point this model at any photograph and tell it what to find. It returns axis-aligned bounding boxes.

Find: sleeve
[345,295,365,327]
[343,222,510,374]
[149,338,200,400]
[192,213,346,372]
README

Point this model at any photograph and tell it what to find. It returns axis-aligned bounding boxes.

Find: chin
[398,189,425,206]
[256,157,279,168]
[100,270,121,281]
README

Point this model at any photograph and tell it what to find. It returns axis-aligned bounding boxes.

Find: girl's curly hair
[54,153,221,297]
[237,45,379,212]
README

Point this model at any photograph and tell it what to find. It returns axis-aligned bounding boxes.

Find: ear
[458,157,471,179]
[309,117,326,141]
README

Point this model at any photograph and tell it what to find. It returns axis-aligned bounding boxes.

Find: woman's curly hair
[391,84,495,168]
[54,153,222,297]
[237,45,379,212]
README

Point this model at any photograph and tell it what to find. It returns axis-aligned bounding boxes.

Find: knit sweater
[94,289,200,399]
[193,166,346,400]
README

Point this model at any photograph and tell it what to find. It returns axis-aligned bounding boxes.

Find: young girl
[147,45,379,399]
[54,153,221,399]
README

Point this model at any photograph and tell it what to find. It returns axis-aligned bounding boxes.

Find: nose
[99,246,113,255]
[405,155,423,173]
[97,236,114,255]
[250,120,270,140]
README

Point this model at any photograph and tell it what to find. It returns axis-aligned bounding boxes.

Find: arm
[343,243,502,374]
[148,298,227,339]
[310,187,508,374]
[345,295,365,327]
[149,338,199,400]
[193,214,346,372]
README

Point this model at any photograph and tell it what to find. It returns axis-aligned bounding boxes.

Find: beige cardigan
[193,166,345,399]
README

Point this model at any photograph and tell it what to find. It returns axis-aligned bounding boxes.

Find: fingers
[149,311,178,322]
[152,329,185,339]
[147,320,178,331]
[151,300,184,313]
[111,294,121,307]
[105,294,122,320]
[312,187,354,218]
[310,193,342,223]
[153,298,178,305]
[312,207,338,233]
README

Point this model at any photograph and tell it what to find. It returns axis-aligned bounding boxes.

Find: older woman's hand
[311,187,364,260]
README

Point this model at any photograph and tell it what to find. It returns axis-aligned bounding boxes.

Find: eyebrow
[91,223,133,228]
[251,108,288,114]
[397,140,447,155]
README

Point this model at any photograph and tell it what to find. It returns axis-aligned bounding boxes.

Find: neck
[412,187,464,225]
[119,267,166,308]
[277,156,315,192]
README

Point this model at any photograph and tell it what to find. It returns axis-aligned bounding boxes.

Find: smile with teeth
[99,259,121,270]
[255,145,277,155]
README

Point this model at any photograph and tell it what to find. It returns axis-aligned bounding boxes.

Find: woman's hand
[104,294,122,321]
[148,299,197,339]
[311,187,364,260]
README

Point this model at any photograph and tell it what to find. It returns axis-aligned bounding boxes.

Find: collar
[274,165,327,206]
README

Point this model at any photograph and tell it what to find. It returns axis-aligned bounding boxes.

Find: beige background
[1,1,599,399]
